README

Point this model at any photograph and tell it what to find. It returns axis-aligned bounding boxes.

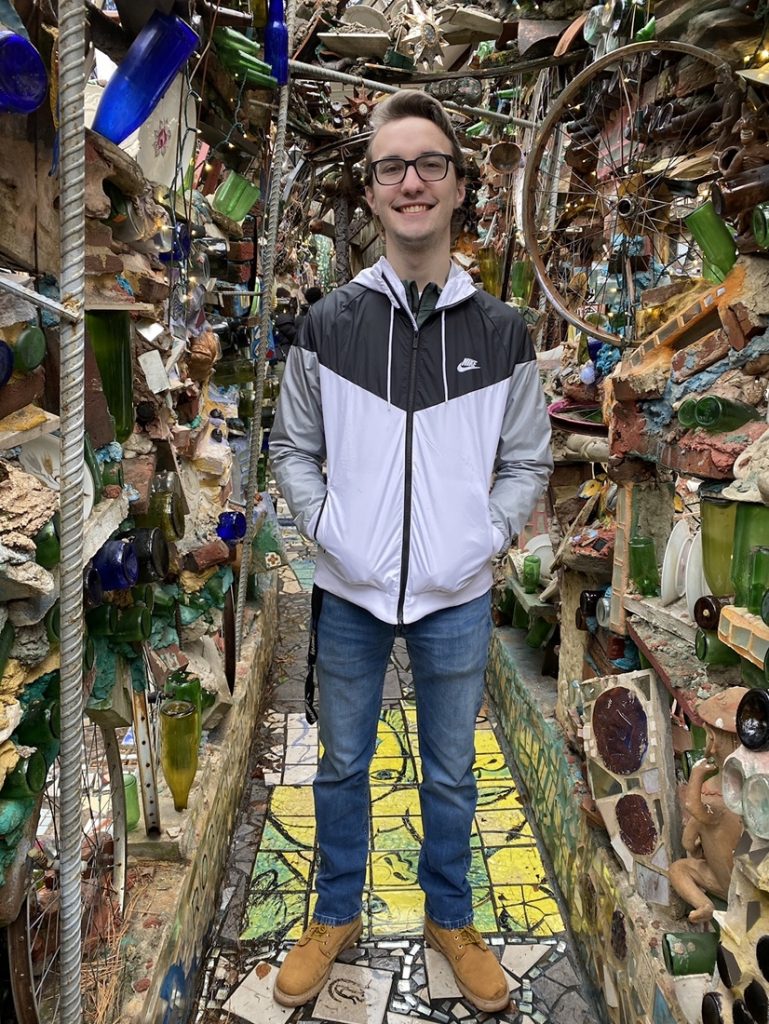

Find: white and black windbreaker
[270,257,553,626]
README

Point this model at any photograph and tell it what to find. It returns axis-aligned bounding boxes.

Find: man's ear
[455,180,466,209]
[365,184,377,216]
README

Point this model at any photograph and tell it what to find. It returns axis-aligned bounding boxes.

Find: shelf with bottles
[506,574,558,622]
[718,605,769,672]
[84,492,131,565]
[623,593,696,646]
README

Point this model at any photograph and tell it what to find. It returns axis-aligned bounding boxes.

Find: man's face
[365,117,465,257]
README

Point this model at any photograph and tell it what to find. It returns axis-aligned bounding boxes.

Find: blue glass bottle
[264,0,289,86]
[217,511,247,544]
[0,339,12,386]
[93,540,139,591]
[91,12,198,145]
[0,32,47,114]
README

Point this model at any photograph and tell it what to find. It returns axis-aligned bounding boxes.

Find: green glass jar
[695,628,740,666]
[165,672,203,741]
[677,397,699,428]
[522,555,541,594]
[752,201,769,249]
[131,585,155,614]
[113,605,152,643]
[85,310,134,443]
[700,484,737,597]
[44,603,60,646]
[86,603,118,636]
[13,324,46,372]
[34,518,60,570]
[1,750,47,798]
[694,396,761,433]
[160,700,200,812]
[100,460,124,488]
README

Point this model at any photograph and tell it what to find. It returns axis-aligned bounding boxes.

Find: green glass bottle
[12,325,46,372]
[84,433,104,505]
[695,628,740,666]
[0,618,15,680]
[44,603,60,646]
[165,672,203,741]
[86,603,118,636]
[662,931,717,976]
[34,518,60,569]
[677,397,699,428]
[694,396,761,432]
[160,700,200,812]
[1,750,47,798]
[85,310,134,443]
[113,605,152,643]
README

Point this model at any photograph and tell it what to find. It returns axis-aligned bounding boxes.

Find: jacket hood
[352,256,477,310]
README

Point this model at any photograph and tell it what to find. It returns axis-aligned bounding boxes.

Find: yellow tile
[370,756,417,784]
[270,785,315,817]
[474,732,503,754]
[372,815,424,850]
[473,753,513,781]
[250,850,314,889]
[486,846,548,886]
[260,815,316,851]
[241,889,306,942]
[475,809,534,845]
[371,850,420,888]
[369,888,424,936]
[371,785,421,817]
[476,782,522,811]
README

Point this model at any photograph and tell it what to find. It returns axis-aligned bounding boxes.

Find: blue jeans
[312,590,491,930]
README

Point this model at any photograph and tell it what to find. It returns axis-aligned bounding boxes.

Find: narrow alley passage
[193,508,598,1024]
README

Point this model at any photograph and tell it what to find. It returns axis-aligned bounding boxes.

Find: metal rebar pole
[57,1,87,1022]
[235,0,296,656]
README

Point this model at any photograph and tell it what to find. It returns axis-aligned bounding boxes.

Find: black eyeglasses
[370,153,456,186]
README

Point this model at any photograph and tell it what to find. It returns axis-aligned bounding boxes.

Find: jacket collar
[351,256,477,311]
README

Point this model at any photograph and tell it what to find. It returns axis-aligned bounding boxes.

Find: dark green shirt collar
[403,280,442,327]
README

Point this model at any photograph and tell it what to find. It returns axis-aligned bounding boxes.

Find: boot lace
[453,925,486,952]
[304,921,331,946]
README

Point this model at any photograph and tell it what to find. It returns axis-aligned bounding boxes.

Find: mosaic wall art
[582,669,681,908]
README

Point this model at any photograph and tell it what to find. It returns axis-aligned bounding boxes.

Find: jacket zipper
[397,325,420,625]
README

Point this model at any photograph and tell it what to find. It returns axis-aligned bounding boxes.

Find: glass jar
[100,460,124,489]
[661,931,718,976]
[695,628,740,666]
[700,484,737,597]
[93,540,139,591]
[732,502,769,607]
[212,172,261,223]
[160,700,200,812]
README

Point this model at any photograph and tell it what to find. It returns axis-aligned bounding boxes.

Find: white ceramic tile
[263,771,282,787]
[313,962,393,1024]
[221,963,293,1024]
[282,763,317,785]
[501,942,550,980]
[424,947,462,1000]
[387,1014,417,1024]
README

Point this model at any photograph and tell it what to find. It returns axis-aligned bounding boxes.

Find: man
[270,91,552,1013]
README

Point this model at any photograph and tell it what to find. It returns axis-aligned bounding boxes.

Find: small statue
[669,688,747,923]
[720,98,769,179]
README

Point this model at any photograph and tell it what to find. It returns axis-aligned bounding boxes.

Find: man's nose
[401,164,424,189]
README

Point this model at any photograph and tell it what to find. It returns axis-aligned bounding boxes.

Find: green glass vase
[160,700,200,812]
[700,485,737,597]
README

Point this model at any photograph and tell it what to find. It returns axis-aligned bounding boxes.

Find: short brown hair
[364,91,465,184]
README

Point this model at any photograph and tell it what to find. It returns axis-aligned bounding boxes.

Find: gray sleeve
[488,358,553,550]
[269,340,327,539]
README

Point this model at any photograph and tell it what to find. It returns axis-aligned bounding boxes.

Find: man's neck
[385,251,451,294]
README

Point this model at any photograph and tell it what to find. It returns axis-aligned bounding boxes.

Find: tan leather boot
[424,917,510,1013]
[273,917,363,1006]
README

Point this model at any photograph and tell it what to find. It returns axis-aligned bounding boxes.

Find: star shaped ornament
[401,0,446,69]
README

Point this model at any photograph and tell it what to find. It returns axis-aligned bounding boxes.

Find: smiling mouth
[397,204,433,214]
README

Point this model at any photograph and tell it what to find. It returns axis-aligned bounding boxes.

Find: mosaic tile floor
[195,509,597,1024]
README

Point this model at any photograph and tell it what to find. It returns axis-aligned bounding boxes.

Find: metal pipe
[235,0,296,656]
[57,0,87,1021]
[0,274,79,321]
[289,60,536,128]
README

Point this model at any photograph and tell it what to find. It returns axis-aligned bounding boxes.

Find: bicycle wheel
[522,41,734,346]
[7,721,127,1024]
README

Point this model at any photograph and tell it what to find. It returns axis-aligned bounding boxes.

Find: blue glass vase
[264,0,289,86]
[91,12,198,145]
[0,32,47,114]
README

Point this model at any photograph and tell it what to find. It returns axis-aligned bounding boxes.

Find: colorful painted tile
[486,846,548,886]
[371,785,421,817]
[241,889,306,942]
[371,815,424,851]
[473,752,513,781]
[250,850,314,890]
[368,888,424,936]
[270,785,315,817]
[371,850,420,888]
[474,732,503,755]
[472,886,499,932]
[476,782,523,811]
[260,815,316,851]
[468,849,492,891]
[370,756,417,784]
[494,885,564,936]
[475,809,534,845]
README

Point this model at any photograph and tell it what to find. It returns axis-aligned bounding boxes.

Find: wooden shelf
[0,408,59,450]
[623,593,696,645]
[84,492,130,563]
[508,575,558,621]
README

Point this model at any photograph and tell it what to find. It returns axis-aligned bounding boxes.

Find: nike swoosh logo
[457,360,480,373]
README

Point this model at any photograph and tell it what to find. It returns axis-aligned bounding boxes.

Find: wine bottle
[694,396,761,432]
[264,0,289,86]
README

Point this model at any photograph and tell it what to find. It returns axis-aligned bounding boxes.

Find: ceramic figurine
[669,688,748,923]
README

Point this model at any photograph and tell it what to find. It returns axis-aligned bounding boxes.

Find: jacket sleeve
[488,356,553,551]
[269,314,327,539]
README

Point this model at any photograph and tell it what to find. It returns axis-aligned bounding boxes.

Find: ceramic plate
[685,529,711,620]
[660,519,692,606]
[18,433,95,520]
[525,533,555,576]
